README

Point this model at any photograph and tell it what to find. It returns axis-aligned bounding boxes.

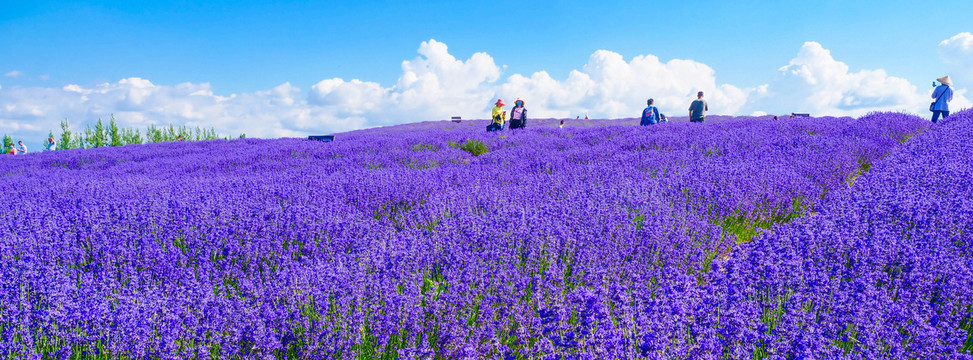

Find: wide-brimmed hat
[937,75,952,86]
[495,98,505,106]
[514,98,524,106]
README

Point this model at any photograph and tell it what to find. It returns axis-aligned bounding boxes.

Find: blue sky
[2,0,973,143]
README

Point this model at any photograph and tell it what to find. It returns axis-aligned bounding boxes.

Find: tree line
[3,115,246,153]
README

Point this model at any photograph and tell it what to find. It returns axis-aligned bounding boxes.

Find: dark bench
[791,113,810,118]
[451,116,462,123]
[308,135,335,142]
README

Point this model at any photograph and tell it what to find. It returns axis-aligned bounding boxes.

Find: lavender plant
[3,111,965,359]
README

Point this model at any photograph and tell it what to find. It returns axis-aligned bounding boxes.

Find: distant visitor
[47,137,56,151]
[640,98,666,126]
[17,141,26,154]
[930,75,953,123]
[689,91,708,123]
[487,98,506,131]
[509,98,528,129]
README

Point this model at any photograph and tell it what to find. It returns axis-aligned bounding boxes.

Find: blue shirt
[640,106,664,125]
[932,85,953,111]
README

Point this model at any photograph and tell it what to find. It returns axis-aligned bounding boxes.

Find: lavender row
[696,110,973,359]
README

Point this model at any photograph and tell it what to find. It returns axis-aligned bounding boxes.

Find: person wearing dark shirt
[688,91,708,123]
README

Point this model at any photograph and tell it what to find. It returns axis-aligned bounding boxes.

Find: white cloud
[0,78,315,140]
[499,51,748,118]
[4,70,22,78]
[740,41,948,116]
[308,39,502,123]
[306,40,748,122]
[939,32,973,86]
[2,37,971,144]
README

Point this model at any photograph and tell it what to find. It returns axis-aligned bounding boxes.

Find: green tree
[59,119,74,150]
[92,119,106,147]
[166,125,177,141]
[126,128,143,145]
[146,124,162,143]
[2,134,12,154]
[109,115,122,146]
[82,124,94,149]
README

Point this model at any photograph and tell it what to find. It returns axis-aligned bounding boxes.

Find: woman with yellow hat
[931,75,954,123]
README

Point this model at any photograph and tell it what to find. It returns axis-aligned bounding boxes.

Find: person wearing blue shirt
[640,98,666,126]
[931,75,954,123]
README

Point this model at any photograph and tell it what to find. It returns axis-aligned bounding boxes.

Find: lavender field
[2,112,972,359]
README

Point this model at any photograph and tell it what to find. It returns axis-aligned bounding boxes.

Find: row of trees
[2,116,247,153]
[56,116,241,150]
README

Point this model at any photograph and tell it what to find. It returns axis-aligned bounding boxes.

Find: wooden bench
[451,116,462,123]
[791,113,810,118]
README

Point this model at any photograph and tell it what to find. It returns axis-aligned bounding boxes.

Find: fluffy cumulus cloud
[308,39,501,125]
[500,51,747,119]
[1,36,970,144]
[742,42,946,116]
[939,32,973,86]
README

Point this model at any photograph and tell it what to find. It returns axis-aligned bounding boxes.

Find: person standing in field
[16,141,26,154]
[931,75,953,123]
[509,98,528,129]
[7,144,16,155]
[47,137,56,151]
[487,98,506,131]
[689,91,708,123]
[640,98,666,125]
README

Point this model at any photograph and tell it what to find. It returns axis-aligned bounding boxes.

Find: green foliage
[846,156,873,187]
[833,323,859,355]
[59,119,74,150]
[962,314,973,354]
[410,142,438,152]
[718,197,807,244]
[2,134,11,153]
[92,119,106,148]
[54,116,222,150]
[122,128,143,145]
[109,115,123,146]
[459,139,489,156]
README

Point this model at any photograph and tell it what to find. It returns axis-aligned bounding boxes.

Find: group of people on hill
[487,98,529,131]
[485,92,710,131]
[487,74,954,130]
[6,137,57,156]
[6,141,27,155]
[639,91,709,126]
